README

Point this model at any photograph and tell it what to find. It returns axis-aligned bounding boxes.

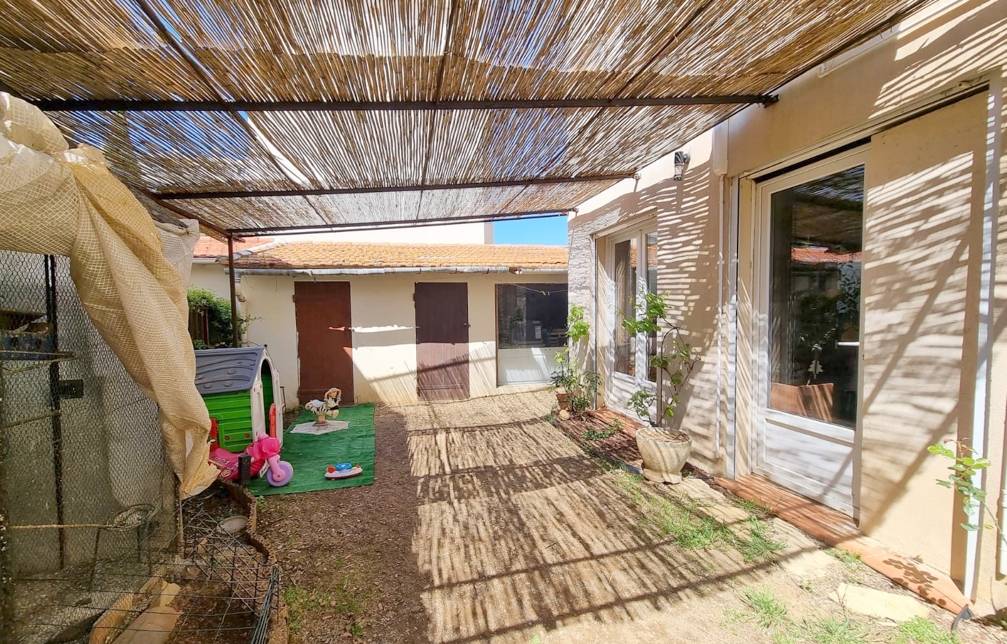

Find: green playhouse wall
[205,390,253,452]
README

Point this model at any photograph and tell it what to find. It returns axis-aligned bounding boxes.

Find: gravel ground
[257,392,1006,644]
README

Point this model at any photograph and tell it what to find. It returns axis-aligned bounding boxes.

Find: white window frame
[606,224,659,411]
[752,146,868,443]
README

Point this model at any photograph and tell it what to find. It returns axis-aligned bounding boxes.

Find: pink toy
[208,414,294,487]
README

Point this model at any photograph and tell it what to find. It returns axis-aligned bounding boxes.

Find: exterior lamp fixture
[673,151,691,181]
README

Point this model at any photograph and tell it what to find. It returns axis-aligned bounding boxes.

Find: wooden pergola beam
[154,173,633,201]
[33,94,778,113]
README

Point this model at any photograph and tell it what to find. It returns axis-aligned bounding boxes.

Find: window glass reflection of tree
[614,239,637,376]
[768,165,863,427]
[645,232,658,381]
[496,284,568,348]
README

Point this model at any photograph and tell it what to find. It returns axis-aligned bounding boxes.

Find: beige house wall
[572,0,1007,606]
[189,262,231,299]
[238,271,566,408]
[568,134,730,474]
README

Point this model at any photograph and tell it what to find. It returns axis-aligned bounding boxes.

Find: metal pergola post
[227,234,239,348]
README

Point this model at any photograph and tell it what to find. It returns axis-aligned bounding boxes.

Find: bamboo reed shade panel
[507,180,623,213]
[622,0,917,97]
[134,0,920,102]
[0,0,927,232]
[0,0,210,100]
[170,181,607,230]
[549,104,740,176]
[143,0,452,102]
[172,196,325,231]
[415,186,528,221]
[308,191,426,224]
[47,110,297,192]
[245,110,430,187]
[424,108,603,184]
[433,0,703,101]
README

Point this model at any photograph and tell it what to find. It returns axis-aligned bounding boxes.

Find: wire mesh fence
[1,251,280,643]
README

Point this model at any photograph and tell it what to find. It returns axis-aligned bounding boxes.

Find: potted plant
[551,305,598,419]
[550,352,575,412]
[623,293,700,483]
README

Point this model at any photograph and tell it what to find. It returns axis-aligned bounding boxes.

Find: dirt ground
[257,391,1006,643]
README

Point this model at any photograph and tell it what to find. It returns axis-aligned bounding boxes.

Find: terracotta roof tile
[791,246,861,264]
[233,242,567,271]
[193,235,273,258]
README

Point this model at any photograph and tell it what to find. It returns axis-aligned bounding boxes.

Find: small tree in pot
[623,293,700,483]
[551,305,598,419]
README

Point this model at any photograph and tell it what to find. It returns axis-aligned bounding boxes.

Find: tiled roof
[193,235,273,258]
[233,242,567,271]
[791,246,861,265]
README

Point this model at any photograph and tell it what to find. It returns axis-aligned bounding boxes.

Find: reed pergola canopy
[0,0,926,237]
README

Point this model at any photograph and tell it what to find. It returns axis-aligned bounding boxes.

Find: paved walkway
[259,391,997,643]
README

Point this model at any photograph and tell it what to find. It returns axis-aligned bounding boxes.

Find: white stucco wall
[238,271,566,407]
[568,133,728,474]
[570,0,1007,604]
[189,262,232,299]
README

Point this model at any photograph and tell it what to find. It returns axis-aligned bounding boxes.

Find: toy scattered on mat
[196,347,293,487]
[306,387,343,424]
[296,387,349,435]
[325,463,363,479]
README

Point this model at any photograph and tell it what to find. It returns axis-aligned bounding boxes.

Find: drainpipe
[967,75,1002,597]
[982,76,1006,579]
[712,126,728,468]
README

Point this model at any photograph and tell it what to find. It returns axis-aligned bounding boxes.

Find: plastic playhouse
[195,346,292,486]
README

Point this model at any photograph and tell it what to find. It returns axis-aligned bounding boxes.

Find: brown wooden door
[415,282,469,400]
[294,281,354,403]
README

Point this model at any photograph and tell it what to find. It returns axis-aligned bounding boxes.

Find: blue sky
[492,215,568,245]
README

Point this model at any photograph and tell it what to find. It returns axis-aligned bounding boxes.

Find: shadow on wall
[586,151,723,467]
[856,92,993,580]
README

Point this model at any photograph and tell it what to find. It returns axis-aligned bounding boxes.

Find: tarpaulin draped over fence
[0,93,217,498]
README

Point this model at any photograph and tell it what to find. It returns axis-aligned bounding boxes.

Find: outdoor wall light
[673,151,691,181]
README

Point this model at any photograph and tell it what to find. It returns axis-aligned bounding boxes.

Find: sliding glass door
[754,148,865,515]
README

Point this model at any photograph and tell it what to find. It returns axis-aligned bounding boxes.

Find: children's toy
[305,387,342,425]
[324,463,363,480]
[196,347,293,486]
[295,386,349,435]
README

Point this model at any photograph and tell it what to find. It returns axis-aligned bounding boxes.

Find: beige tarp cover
[0,93,217,498]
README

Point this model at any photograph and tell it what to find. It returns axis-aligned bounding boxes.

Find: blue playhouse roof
[194,346,266,395]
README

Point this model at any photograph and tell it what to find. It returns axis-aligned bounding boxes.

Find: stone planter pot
[555,388,572,411]
[636,426,692,484]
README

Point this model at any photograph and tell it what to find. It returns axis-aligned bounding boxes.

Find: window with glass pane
[496,284,568,348]
[645,232,659,382]
[614,238,637,376]
[768,165,863,426]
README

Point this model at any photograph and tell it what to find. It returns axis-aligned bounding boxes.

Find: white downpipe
[980,75,1007,579]
[714,173,725,463]
[965,76,1002,595]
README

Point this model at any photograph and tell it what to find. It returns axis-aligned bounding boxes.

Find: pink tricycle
[209,413,294,487]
